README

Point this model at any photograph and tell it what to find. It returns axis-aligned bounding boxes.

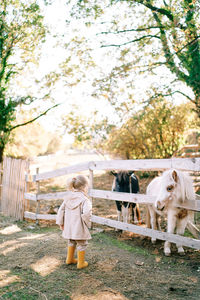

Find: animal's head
[111,170,133,177]
[155,169,195,211]
[111,170,134,193]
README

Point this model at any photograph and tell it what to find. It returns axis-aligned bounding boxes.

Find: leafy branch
[8,103,60,132]
[101,34,160,48]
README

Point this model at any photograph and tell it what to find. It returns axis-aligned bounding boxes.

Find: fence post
[35,167,40,225]
[24,162,30,213]
[89,168,94,229]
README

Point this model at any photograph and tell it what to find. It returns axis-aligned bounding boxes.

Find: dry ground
[1,171,200,299]
[0,214,200,300]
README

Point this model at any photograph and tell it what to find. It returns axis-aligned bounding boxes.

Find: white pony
[146,169,195,256]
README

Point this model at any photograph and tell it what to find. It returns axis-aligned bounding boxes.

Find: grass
[91,231,194,267]
[1,165,200,300]
[1,278,72,300]
[93,232,150,256]
[1,214,200,300]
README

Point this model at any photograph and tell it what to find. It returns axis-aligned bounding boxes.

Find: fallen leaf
[135,261,144,266]
[188,277,198,283]
[155,257,161,263]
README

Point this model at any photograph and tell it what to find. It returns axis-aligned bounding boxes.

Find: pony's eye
[167,185,174,192]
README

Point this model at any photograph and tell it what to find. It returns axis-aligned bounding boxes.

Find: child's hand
[60,225,64,230]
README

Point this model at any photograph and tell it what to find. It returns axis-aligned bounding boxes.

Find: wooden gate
[1,157,29,220]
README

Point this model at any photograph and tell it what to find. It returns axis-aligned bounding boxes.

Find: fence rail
[24,189,200,211]
[26,158,200,182]
[27,162,89,182]
[91,216,200,250]
[88,158,200,172]
[23,157,200,251]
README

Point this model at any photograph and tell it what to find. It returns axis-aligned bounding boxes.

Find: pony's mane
[118,171,130,182]
[162,169,195,202]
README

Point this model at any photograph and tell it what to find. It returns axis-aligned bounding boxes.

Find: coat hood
[64,191,85,209]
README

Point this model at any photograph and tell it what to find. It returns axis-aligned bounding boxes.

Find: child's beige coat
[56,191,92,240]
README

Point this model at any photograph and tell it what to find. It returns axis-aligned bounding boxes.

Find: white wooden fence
[24,157,200,250]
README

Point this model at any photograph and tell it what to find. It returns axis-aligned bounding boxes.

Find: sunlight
[30,256,61,277]
[71,291,128,300]
[1,242,28,255]
[0,225,22,235]
[0,234,47,256]
[71,273,128,300]
[96,259,118,272]
[19,233,47,240]
[106,214,118,219]
[0,240,17,249]
[0,270,20,288]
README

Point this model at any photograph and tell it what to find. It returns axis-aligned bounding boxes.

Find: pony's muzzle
[155,200,165,211]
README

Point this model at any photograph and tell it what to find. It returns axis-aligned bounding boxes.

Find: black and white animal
[111,171,141,224]
[146,169,195,256]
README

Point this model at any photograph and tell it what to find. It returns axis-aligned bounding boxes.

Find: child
[56,175,92,269]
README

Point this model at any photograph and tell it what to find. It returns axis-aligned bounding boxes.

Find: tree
[105,100,197,159]
[0,0,58,162]
[67,0,200,118]
[62,98,198,159]
[62,107,114,157]
[5,111,62,159]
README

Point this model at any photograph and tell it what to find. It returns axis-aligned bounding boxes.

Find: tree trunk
[0,145,4,163]
[194,95,200,120]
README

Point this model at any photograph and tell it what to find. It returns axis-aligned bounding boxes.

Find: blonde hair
[67,175,89,192]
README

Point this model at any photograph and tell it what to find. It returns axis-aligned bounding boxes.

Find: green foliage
[0,0,47,161]
[62,98,198,159]
[67,0,200,117]
[63,107,115,153]
[93,232,150,256]
[105,100,198,159]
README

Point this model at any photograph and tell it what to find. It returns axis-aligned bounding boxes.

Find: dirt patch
[1,171,200,299]
[0,214,200,300]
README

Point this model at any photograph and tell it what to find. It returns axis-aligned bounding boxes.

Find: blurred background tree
[5,111,62,159]
[0,0,58,162]
[104,101,198,159]
[2,1,199,161]
[64,0,200,118]
[58,0,200,160]
[62,107,115,157]
[64,99,198,159]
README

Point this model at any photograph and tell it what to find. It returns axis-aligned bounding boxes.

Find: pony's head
[155,169,195,211]
[111,170,134,193]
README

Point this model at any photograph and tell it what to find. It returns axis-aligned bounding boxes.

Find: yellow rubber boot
[77,250,88,269]
[66,246,77,265]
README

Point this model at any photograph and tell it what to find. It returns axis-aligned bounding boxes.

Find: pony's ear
[111,171,117,176]
[128,171,134,176]
[172,170,178,182]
